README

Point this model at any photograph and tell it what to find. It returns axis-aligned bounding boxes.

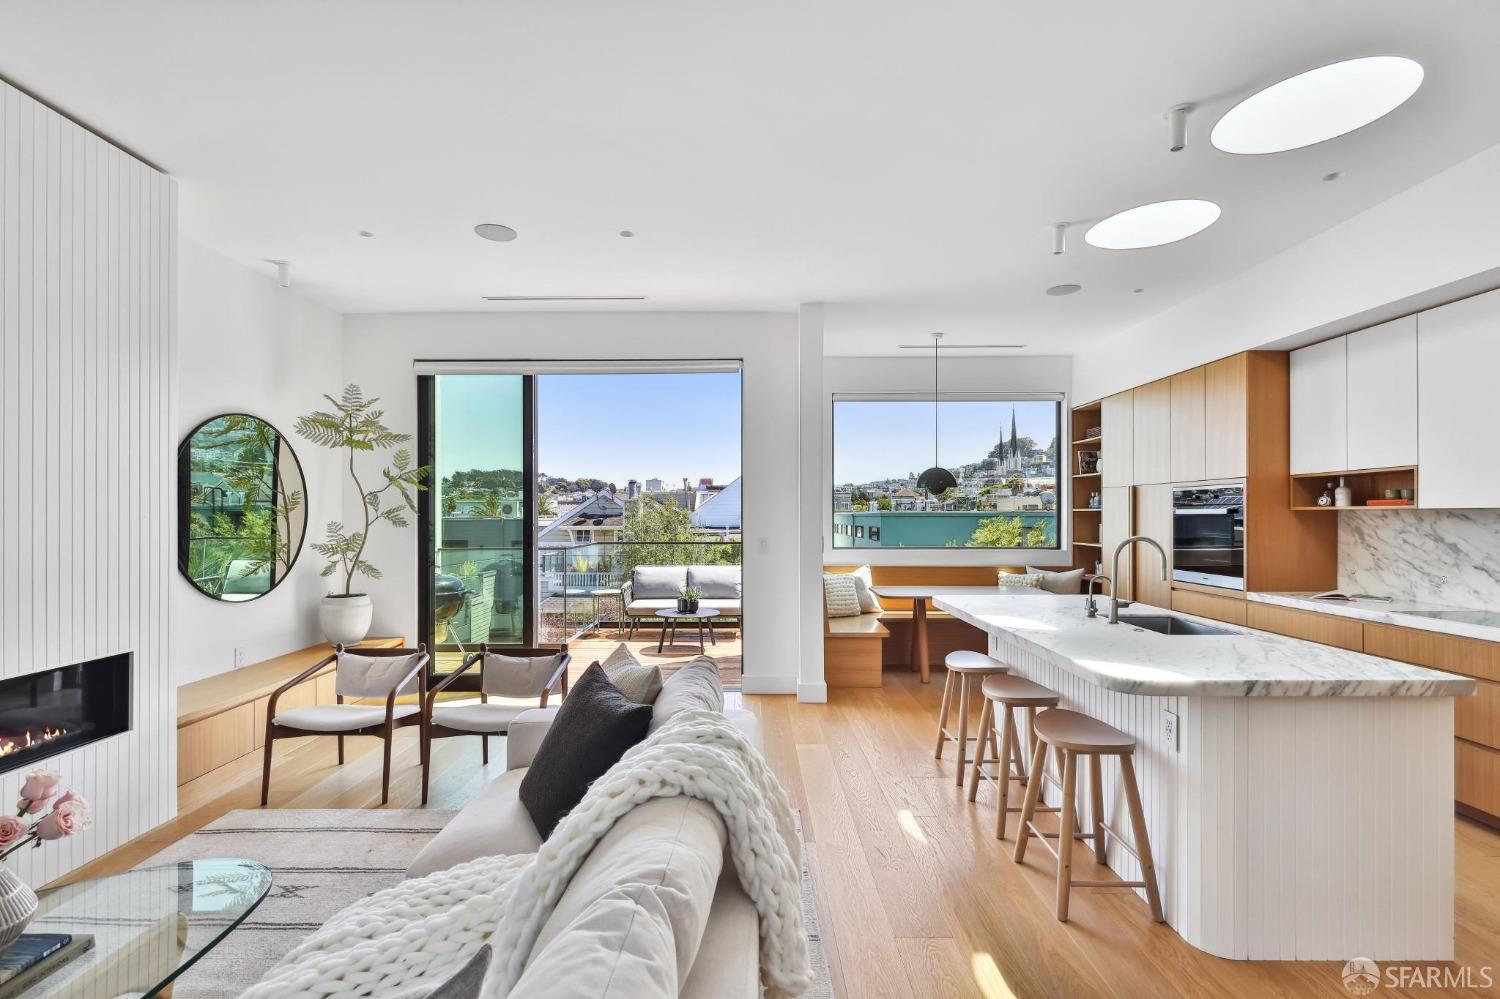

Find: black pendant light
[916,332,957,497]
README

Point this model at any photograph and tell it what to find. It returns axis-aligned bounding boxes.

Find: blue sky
[436,373,743,486]
[833,399,1059,485]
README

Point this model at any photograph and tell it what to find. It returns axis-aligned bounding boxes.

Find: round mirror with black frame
[178,414,308,601]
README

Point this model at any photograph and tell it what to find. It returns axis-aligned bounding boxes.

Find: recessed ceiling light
[1133,288,1145,294]
[358,230,375,238]
[474,223,518,242]
[1322,171,1344,182]
[1211,56,1424,155]
[1045,283,1082,297]
[1084,200,1221,250]
[619,230,635,238]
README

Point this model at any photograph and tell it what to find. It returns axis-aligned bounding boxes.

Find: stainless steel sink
[1116,615,1232,636]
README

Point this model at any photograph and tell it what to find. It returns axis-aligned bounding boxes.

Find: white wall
[823,353,1074,566]
[175,239,345,684]
[341,311,806,695]
[1074,142,1500,403]
[0,81,176,883]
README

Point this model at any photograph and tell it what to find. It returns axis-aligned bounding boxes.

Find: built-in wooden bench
[823,565,1029,687]
[177,638,404,786]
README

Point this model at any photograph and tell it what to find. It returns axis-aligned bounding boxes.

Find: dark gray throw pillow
[425,944,490,998]
[518,663,652,839]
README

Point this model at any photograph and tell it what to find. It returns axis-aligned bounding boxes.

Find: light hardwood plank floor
[58,669,1500,998]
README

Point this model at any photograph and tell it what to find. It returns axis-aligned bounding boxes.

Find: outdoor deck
[435,622,743,689]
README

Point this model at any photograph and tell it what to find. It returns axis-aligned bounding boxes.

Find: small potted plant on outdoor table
[677,584,702,614]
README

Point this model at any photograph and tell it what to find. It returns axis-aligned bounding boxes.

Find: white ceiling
[3,1,1498,356]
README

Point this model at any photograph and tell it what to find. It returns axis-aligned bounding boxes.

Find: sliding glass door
[418,375,533,682]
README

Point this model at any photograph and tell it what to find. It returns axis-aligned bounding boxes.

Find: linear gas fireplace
[0,654,131,775]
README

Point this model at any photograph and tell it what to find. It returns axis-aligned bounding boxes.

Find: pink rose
[36,797,90,841]
[0,815,26,850]
[18,770,61,813]
[52,788,81,809]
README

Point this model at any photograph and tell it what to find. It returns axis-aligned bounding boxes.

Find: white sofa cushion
[631,566,689,599]
[432,702,529,734]
[405,769,543,878]
[686,565,741,599]
[600,643,663,704]
[680,874,760,999]
[648,658,723,734]
[335,651,422,698]
[273,703,417,732]
[510,889,678,999]
[522,795,726,995]
[847,564,884,612]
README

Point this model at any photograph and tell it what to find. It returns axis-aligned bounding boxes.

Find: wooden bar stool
[934,651,1007,786]
[966,673,1061,839]
[1013,708,1164,923]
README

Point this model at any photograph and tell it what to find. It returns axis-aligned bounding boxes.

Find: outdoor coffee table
[13,857,271,997]
[656,608,720,654]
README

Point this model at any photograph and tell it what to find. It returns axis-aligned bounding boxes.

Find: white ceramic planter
[320,594,373,646]
[0,867,38,950]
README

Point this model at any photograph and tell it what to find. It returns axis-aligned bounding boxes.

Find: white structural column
[796,304,826,702]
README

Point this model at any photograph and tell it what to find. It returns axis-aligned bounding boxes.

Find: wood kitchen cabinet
[1418,288,1500,508]
[1131,483,1172,607]
[1170,367,1206,482]
[1289,335,1347,474]
[1204,353,1247,479]
[1346,315,1417,471]
[1101,390,1133,488]
[1132,377,1172,484]
[1099,484,1132,599]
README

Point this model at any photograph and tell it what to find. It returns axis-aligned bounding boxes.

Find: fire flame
[0,727,68,758]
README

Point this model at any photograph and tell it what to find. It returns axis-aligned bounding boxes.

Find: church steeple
[1009,407,1019,459]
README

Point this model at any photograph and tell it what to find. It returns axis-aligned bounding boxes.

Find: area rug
[143,806,834,998]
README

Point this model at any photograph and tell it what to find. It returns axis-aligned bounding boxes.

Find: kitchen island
[933,592,1475,962]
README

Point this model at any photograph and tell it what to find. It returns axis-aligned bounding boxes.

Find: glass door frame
[415,373,538,692]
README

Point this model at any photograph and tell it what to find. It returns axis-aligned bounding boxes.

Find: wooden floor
[63,667,1499,998]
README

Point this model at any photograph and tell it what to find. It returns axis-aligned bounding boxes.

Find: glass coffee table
[13,858,271,997]
[656,608,720,654]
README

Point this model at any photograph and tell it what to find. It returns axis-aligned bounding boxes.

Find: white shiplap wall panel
[0,80,175,885]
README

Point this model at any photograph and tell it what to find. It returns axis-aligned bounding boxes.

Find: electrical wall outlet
[233,647,247,669]
[1163,709,1179,751]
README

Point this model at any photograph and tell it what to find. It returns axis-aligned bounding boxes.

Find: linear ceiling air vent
[896,343,1026,349]
[482,295,648,302]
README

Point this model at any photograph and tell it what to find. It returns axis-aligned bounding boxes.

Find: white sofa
[406,697,762,998]
[621,565,742,633]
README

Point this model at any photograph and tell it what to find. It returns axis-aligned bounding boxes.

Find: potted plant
[296,385,429,645]
[677,584,702,614]
[0,771,93,948]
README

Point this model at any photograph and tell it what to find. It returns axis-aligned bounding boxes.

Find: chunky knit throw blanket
[242,709,811,999]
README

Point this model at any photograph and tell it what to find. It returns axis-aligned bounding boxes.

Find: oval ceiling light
[1084,199,1221,250]
[1211,56,1424,154]
[1045,283,1082,296]
[474,223,518,242]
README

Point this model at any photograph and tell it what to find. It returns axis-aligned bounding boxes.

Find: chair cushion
[649,658,723,734]
[483,651,565,698]
[336,651,423,698]
[273,703,418,732]
[600,643,664,705]
[405,769,542,878]
[521,795,726,998]
[997,572,1044,590]
[518,664,652,838]
[686,565,741,599]
[846,565,884,612]
[432,702,530,733]
[631,566,689,599]
[823,574,862,617]
[1025,565,1087,595]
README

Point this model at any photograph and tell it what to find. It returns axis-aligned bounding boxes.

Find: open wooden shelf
[1072,507,1103,513]
[1075,540,1103,548]
[1073,471,1101,479]
[1289,466,1418,510]
[1071,436,1103,446]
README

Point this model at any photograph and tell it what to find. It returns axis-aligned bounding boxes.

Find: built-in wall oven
[1171,483,1245,591]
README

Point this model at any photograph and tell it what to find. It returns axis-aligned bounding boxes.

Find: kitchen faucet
[1085,574,1111,618]
[1108,535,1168,624]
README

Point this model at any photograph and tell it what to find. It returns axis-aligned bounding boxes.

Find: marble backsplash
[1338,509,1500,608]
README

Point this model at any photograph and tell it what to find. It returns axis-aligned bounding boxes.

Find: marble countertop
[1249,591,1500,644]
[932,593,1476,697]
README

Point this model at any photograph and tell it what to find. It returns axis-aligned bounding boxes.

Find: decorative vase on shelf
[0,868,36,950]
[1334,476,1353,508]
[320,594,373,646]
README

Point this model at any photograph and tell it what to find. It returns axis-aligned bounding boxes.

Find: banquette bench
[823,565,1030,688]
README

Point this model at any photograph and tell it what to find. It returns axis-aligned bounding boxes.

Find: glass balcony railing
[537,540,742,645]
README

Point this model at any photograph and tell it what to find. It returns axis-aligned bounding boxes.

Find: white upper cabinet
[1290,335,1347,474]
[1418,289,1500,509]
[1346,315,1418,471]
